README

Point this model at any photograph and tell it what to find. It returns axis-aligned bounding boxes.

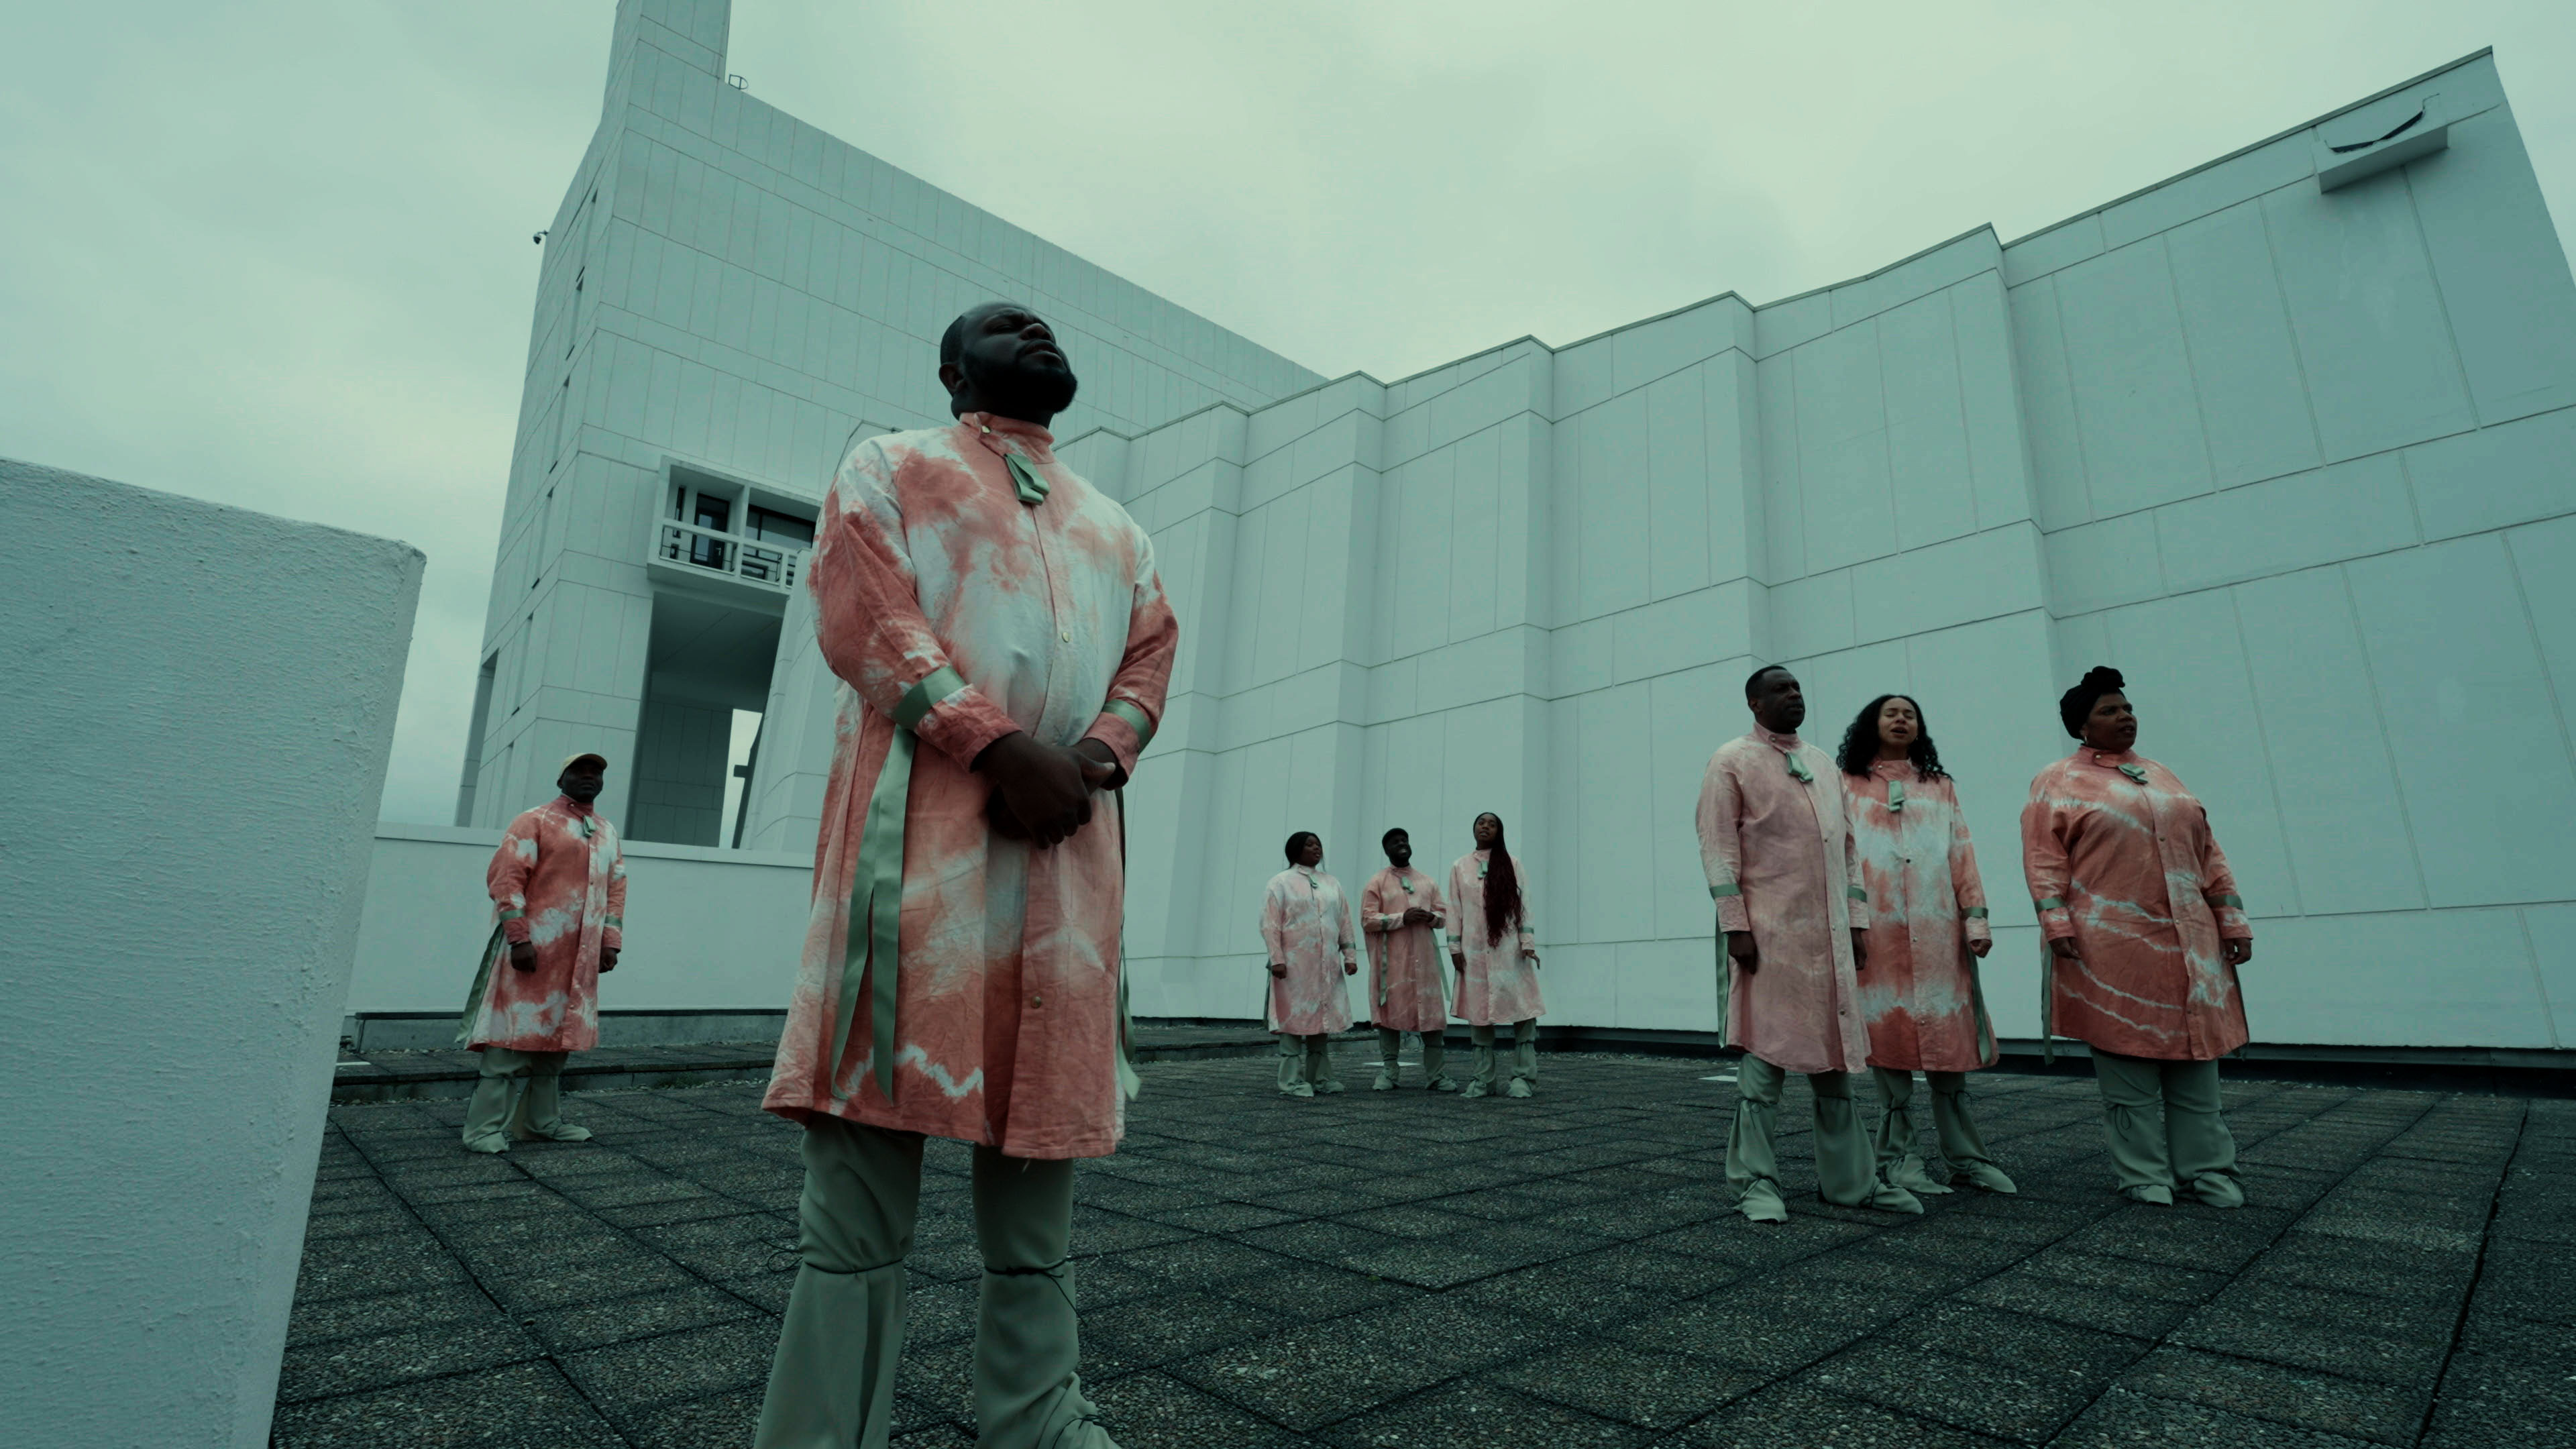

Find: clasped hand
[979,732,1120,847]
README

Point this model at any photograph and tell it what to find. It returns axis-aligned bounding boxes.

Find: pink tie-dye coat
[466,797,625,1053]
[1360,865,1449,1032]
[1697,729,1873,1075]
[1845,763,1995,1073]
[1446,851,1544,1026]
[761,414,1177,1161]
[2021,748,2252,1062]
[1261,867,1358,1035]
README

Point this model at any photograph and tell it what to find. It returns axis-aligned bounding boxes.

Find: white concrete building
[451,0,2576,1053]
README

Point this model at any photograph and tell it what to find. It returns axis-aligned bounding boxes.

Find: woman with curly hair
[2022,667,2255,1208]
[1446,812,1544,1098]
[1837,695,2015,1197]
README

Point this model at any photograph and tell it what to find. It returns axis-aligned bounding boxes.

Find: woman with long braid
[1446,812,1544,1098]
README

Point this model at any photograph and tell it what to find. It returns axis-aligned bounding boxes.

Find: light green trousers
[1275,1034,1341,1093]
[1466,1020,1538,1089]
[1870,1067,1997,1184]
[753,1117,1117,1449]
[2090,1049,2242,1207]
[460,1048,586,1149]
[1375,1028,1446,1084]
[1727,1056,1881,1206]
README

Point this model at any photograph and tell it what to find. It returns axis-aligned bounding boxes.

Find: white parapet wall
[0,458,423,1448]
[349,823,815,1047]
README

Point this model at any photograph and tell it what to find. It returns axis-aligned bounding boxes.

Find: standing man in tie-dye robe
[457,751,626,1152]
[1834,695,2017,1196]
[1261,830,1359,1098]
[2023,665,2253,1210]
[1697,667,1922,1223]
[1446,812,1544,1099]
[1360,827,1455,1091]
[755,303,1175,1449]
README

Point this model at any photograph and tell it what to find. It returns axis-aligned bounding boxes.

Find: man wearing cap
[755,302,1175,1449]
[455,752,626,1152]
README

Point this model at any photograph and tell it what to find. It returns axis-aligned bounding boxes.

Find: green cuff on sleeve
[1847,886,1868,902]
[2035,898,2065,912]
[1101,698,1156,748]
[496,908,524,921]
[894,665,969,729]
[602,914,623,928]
[1709,883,1741,899]
[2208,894,2244,908]
[1962,907,1988,920]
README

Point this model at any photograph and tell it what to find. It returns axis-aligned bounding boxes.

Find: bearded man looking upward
[755,303,1176,1449]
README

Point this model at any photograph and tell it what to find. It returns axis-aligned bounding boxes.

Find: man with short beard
[755,303,1174,1449]
[1697,667,1922,1224]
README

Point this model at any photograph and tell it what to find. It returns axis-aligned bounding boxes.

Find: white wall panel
[2347,535,2576,908]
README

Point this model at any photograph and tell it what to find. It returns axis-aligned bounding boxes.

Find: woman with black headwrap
[1446,812,1544,1098]
[2021,667,2255,1208]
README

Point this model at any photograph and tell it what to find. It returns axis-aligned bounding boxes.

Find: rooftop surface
[279,1055,2569,1447]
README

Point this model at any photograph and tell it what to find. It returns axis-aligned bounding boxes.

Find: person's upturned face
[1750,669,1805,732]
[955,305,1077,417]
[559,764,605,802]
[1294,835,1324,868]
[1472,814,1501,849]
[2084,692,2139,753]
[1876,698,1920,752]
[1384,832,1412,867]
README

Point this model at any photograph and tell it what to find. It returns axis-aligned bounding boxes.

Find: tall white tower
[457,0,1319,841]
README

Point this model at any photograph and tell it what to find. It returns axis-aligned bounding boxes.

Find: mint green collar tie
[832,665,968,1102]
[2116,763,2148,784]
[1005,453,1050,505]
[1785,753,1813,784]
[1887,780,1906,812]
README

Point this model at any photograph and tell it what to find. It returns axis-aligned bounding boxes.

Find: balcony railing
[654,519,811,593]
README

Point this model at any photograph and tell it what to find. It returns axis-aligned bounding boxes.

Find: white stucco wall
[349,823,814,1020]
[0,458,422,1449]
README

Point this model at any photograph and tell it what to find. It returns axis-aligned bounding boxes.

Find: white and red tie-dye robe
[1446,851,1544,1026]
[1360,865,1448,1032]
[761,413,1177,1160]
[1845,762,1995,1073]
[1261,867,1358,1035]
[464,797,625,1053]
[2020,748,2252,1062]
[1697,727,1873,1075]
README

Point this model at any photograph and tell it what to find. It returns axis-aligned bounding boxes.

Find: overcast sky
[5,1,2569,825]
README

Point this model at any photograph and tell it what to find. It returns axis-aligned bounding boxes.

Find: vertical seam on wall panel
[2041,274,2099,525]
[1945,285,1984,531]
[2403,169,2485,423]
[2498,532,2576,777]
[2226,587,2306,917]
[2515,908,2561,1049]
[2338,564,2436,908]
[2158,234,2227,497]
[2253,190,2333,463]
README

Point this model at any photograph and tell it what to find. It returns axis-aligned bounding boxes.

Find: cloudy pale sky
[4,1,2569,824]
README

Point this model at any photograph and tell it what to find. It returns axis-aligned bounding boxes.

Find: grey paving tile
[2051,1387,2385,1448]
[1215,1262,1427,1322]
[1650,1381,2009,1448]
[276,1318,543,1402]
[1811,1336,2111,1441]
[2170,1299,2449,1391]
[2115,1346,2424,1446]
[1321,1373,1658,1447]
[268,1360,624,1448]
[1079,1289,1297,1377]
[527,1283,765,1352]
[292,1234,470,1303]
[1169,1320,1453,1431]
[1489,1341,1764,1430]
[562,1318,779,1409]
[288,1283,497,1347]
[1084,1370,1311,1448]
